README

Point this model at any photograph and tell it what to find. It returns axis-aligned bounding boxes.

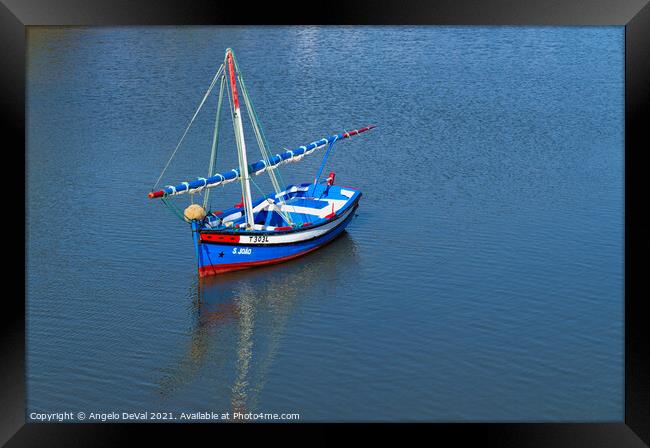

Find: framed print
[2,0,648,445]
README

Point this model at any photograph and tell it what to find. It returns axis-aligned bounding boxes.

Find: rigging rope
[312,136,338,190]
[231,51,291,225]
[238,80,292,225]
[161,196,187,222]
[237,72,286,196]
[239,79,279,187]
[153,64,224,190]
[248,176,299,227]
[203,74,226,209]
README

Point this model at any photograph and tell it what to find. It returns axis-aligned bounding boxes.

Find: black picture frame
[2,0,648,445]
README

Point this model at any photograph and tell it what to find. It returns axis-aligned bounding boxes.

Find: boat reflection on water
[156,232,359,414]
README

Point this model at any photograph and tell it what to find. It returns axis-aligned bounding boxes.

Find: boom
[148,125,375,199]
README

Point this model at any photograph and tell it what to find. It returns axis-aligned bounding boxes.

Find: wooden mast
[226,49,255,229]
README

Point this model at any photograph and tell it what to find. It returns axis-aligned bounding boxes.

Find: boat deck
[201,183,359,233]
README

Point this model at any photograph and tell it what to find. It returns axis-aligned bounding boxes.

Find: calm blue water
[26,26,624,422]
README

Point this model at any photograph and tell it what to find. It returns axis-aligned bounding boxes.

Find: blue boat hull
[195,198,359,276]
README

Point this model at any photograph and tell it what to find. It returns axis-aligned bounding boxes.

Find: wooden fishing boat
[148,49,375,276]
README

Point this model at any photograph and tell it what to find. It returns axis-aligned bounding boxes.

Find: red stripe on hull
[198,242,325,277]
[199,234,241,243]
